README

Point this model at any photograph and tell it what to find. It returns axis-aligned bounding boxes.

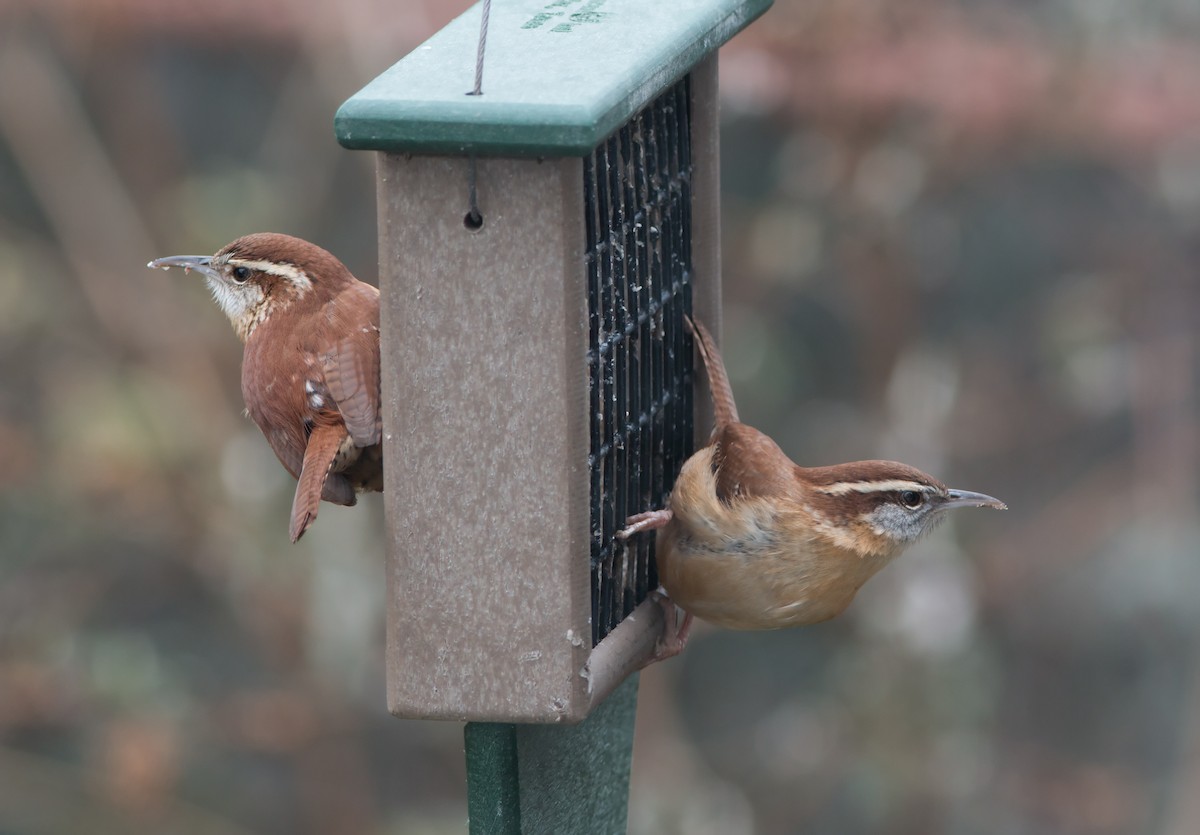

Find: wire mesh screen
[586,75,695,647]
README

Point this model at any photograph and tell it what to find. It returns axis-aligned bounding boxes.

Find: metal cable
[469,0,492,97]
[464,0,491,228]
[466,155,482,228]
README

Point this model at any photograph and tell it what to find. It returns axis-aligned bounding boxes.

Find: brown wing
[710,423,798,504]
[320,281,381,448]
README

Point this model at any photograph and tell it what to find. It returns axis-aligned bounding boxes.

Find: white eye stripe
[227,259,313,291]
[815,480,935,496]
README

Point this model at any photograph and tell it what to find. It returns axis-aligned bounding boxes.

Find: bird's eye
[899,490,924,509]
[231,266,251,283]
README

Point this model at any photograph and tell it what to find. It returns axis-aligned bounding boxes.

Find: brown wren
[620,316,1005,660]
[149,233,382,542]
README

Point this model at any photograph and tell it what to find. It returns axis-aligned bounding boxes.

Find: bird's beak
[147,254,220,281]
[943,488,1007,511]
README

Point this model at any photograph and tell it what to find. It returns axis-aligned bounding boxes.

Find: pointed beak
[147,254,220,281]
[942,488,1007,511]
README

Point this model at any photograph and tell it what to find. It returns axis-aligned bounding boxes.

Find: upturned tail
[289,422,347,543]
[685,314,739,427]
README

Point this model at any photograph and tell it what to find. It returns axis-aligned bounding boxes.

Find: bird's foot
[617,509,673,540]
[642,590,693,666]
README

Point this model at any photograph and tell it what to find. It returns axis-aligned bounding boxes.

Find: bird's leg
[617,508,673,539]
[642,590,693,666]
[619,510,690,664]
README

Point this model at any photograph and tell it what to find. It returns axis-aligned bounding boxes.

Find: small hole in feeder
[464,210,484,231]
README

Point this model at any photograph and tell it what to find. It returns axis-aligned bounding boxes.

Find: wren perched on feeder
[620,316,1005,660]
[149,233,383,542]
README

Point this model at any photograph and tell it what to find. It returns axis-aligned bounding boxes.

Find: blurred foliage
[1,0,1198,833]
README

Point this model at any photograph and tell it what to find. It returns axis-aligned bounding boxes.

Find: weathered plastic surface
[374,57,723,723]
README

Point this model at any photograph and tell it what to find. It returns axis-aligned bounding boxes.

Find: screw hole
[464,210,484,231]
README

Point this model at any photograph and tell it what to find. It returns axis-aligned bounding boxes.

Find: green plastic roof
[335,0,772,157]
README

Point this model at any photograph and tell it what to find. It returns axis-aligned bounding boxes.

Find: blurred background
[1,0,1198,832]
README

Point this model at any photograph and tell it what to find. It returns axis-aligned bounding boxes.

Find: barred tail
[289,422,346,543]
[684,314,739,427]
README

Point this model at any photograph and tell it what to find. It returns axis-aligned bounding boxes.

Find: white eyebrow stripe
[229,258,312,291]
[815,480,936,496]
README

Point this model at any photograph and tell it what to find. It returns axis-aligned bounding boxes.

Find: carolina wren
[149,233,382,542]
[621,316,1005,660]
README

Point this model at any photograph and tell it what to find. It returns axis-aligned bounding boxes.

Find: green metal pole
[465,722,523,834]
[465,675,639,834]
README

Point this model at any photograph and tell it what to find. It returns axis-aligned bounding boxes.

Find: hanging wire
[464,0,491,229]
[465,156,482,229]
[468,0,492,97]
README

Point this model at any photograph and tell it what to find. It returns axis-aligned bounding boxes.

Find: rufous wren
[621,316,1005,661]
[149,233,383,543]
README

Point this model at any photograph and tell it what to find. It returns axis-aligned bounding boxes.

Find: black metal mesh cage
[586,74,695,646]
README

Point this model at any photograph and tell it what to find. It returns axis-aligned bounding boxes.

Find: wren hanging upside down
[149,233,383,542]
[620,316,1005,661]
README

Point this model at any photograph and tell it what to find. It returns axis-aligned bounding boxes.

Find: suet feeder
[336,0,771,724]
